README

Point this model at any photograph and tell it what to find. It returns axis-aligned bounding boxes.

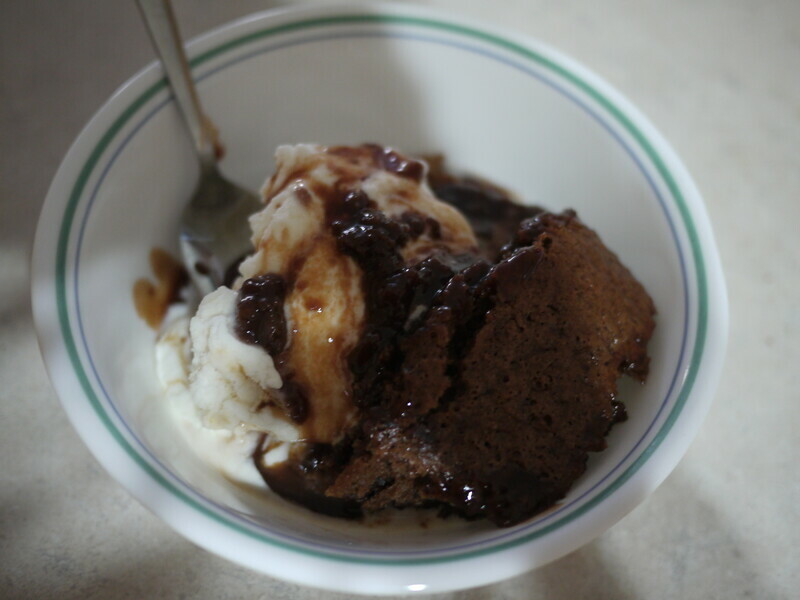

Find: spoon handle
[136,0,218,168]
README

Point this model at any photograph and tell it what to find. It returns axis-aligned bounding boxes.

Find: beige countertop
[2,0,797,598]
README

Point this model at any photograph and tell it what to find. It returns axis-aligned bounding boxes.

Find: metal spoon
[136,0,261,296]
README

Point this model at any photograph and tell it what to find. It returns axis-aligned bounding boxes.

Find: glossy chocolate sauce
[234,274,310,425]
[133,248,188,329]
[236,274,287,355]
[253,435,361,519]
[329,144,426,182]
[428,175,543,259]
[325,187,477,409]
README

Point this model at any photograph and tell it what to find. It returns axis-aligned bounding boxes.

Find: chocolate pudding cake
[234,145,656,527]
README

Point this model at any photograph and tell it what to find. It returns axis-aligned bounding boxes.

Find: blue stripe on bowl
[56,15,704,565]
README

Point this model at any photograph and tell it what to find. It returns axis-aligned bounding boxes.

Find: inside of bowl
[67,23,691,553]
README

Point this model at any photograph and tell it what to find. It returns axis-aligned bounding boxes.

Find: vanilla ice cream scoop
[178,144,478,447]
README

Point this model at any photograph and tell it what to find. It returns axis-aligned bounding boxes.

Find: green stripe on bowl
[55,13,707,565]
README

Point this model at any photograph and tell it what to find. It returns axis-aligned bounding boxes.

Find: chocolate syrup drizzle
[235,274,310,425]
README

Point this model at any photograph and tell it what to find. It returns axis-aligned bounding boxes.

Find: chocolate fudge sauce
[133,248,188,329]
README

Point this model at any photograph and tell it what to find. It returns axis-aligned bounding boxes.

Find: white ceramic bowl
[32,2,727,595]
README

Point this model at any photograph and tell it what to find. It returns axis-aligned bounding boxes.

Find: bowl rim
[31,1,728,594]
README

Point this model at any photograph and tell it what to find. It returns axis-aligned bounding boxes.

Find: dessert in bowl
[31,3,727,595]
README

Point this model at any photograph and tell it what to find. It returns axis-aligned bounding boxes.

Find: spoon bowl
[178,164,261,294]
[137,0,261,294]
